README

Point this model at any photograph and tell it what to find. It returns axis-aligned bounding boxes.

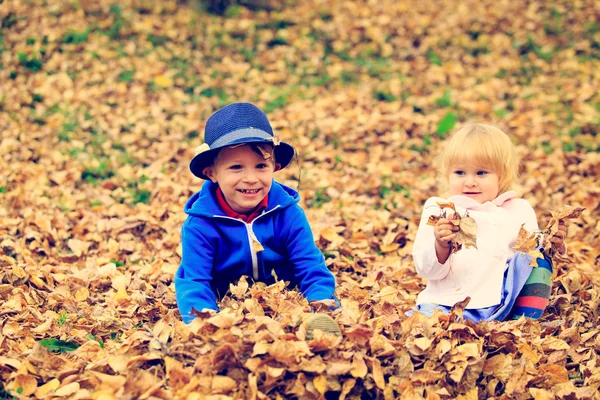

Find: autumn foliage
[0,0,599,398]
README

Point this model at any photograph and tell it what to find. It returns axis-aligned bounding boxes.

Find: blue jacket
[175,180,337,323]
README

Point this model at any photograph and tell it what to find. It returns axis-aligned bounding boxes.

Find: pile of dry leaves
[0,0,599,398]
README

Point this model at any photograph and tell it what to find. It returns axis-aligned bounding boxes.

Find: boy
[175,102,340,338]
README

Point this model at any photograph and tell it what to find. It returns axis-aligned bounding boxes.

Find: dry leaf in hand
[513,224,539,253]
[454,215,478,250]
[436,201,456,211]
[544,205,585,256]
[426,215,440,227]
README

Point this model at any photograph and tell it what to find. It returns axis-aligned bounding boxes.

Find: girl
[412,124,566,322]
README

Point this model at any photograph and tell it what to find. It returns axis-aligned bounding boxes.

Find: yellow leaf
[513,224,539,253]
[54,382,80,397]
[12,264,27,279]
[371,357,385,390]
[8,374,37,396]
[67,238,88,257]
[379,242,400,253]
[252,239,264,253]
[529,250,544,267]
[35,378,60,398]
[75,287,89,301]
[230,275,249,298]
[313,375,328,395]
[211,375,236,394]
[154,75,173,88]
[351,353,368,378]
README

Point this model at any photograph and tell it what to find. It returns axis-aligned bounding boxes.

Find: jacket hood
[184,180,300,218]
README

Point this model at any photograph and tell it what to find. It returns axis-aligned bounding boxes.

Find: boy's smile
[203,144,280,214]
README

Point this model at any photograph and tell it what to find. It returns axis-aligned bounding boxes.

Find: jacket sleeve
[412,198,452,280]
[175,217,218,323]
[283,206,337,304]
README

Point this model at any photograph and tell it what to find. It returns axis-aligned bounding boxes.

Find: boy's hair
[211,143,276,165]
[438,123,520,194]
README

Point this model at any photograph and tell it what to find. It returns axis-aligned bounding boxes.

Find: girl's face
[203,144,280,213]
[448,160,500,203]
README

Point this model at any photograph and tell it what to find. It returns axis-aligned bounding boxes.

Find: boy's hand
[191,307,217,319]
[309,300,337,312]
[550,219,568,255]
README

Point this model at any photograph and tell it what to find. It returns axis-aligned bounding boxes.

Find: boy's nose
[242,171,258,182]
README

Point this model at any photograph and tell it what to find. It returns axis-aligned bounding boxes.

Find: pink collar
[447,191,516,210]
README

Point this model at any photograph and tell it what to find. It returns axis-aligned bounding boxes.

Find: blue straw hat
[190,102,295,180]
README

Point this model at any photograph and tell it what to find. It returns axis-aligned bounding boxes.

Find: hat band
[210,128,272,148]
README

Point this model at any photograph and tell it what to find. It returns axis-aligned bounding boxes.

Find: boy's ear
[203,166,217,182]
[274,162,282,172]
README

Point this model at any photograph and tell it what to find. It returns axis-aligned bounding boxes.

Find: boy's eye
[256,163,268,169]
[230,165,242,170]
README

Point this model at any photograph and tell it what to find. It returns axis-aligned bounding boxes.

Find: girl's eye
[477,171,488,176]
[230,165,242,170]
[454,170,464,176]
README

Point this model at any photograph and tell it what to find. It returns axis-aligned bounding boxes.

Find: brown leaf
[436,201,456,211]
[426,215,440,227]
[454,215,477,250]
[513,224,539,253]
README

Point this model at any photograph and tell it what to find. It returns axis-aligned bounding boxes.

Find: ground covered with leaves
[0,0,599,398]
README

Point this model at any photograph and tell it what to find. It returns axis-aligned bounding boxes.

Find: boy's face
[448,160,500,204]
[203,144,280,213]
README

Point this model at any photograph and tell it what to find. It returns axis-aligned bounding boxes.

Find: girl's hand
[433,214,459,264]
[434,215,459,248]
[550,219,568,255]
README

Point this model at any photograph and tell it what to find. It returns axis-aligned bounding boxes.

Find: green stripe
[525,267,552,285]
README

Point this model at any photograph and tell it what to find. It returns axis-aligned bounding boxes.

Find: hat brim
[190,138,295,180]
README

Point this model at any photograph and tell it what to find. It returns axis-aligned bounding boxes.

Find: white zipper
[214,205,281,281]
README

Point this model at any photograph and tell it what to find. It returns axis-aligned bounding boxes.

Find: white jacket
[412,192,539,308]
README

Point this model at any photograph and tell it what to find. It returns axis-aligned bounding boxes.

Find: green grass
[373,90,397,102]
[434,91,452,108]
[39,338,80,353]
[87,334,105,348]
[427,50,442,66]
[56,311,69,326]
[81,160,114,184]
[436,112,457,138]
[118,70,135,82]
[63,28,90,44]
[17,52,43,72]
[309,188,332,208]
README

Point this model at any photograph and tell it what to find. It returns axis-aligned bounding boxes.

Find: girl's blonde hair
[438,124,520,194]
